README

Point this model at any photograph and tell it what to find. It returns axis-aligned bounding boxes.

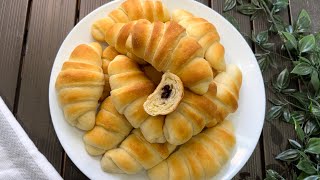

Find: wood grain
[211,1,264,179]
[16,0,77,173]
[0,0,29,110]
[253,8,296,179]
[195,0,210,6]
[289,0,320,31]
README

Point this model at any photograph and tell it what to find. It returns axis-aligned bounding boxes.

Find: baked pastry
[106,20,213,95]
[101,129,176,174]
[164,64,242,145]
[108,55,166,143]
[172,9,226,71]
[91,0,170,41]
[55,42,104,130]
[100,46,120,102]
[83,97,132,156]
[148,120,235,180]
[144,72,184,116]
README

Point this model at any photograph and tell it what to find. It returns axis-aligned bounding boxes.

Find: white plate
[49,0,266,179]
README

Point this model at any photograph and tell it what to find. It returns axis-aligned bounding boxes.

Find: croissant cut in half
[55,42,104,130]
[91,0,170,42]
[163,64,242,145]
[148,120,236,180]
[105,20,214,95]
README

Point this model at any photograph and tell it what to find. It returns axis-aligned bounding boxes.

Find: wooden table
[1,0,319,179]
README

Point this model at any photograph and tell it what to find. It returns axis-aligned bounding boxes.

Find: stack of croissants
[55,0,243,179]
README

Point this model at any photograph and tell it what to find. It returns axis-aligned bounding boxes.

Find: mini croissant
[83,97,132,156]
[148,120,236,180]
[101,129,176,174]
[172,9,226,71]
[55,42,104,130]
[106,20,214,95]
[108,55,166,143]
[91,0,170,41]
[164,64,242,145]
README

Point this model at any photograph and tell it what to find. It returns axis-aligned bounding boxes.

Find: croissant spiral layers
[55,42,104,130]
[101,129,176,174]
[164,64,242,145]
[106,20,214,95]
[83,97,132,156]
[108,55,166,143]
[148,120,235,180]
[172,9,226,71]
[91,0,170,41]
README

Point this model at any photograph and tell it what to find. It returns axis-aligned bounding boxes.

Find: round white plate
[49,0,266,179]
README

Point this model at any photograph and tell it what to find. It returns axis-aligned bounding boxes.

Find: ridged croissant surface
[55,42,104,130]
[148,120,235,180]
[83,97,132,156]
[108,55,166,143]
[172,9,226,71]
[101,129,176,174]
[100,46,120,102]
[106,20,213,95]
[164,64,242,145]
[92,0,170,41]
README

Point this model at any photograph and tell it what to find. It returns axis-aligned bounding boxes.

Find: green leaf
[275,149,300,161]
[282,32,297,50]
[290,111,305,124]
[237,4,259,15]
[269,98,284,106]
[236,0,243,5]
[294,119,305,141]
[276,68,290,90]
[283,108,290,122]
[251,0,260,7]
[262,43,275,49]
[273,0,288,13]
[299,34,316,53]
[304,175,320,180]
[291,63,313,75]
[311,71,320,91]
[291,93,309,108]
[296,159,317,175]
[223,13,240,31]
[265,169,285,180]
[311,105,320,118]
[304,120,318,136]
[305,138,320,154]
[288,139,302,149]
[256,30,269,44]
[266,106,283,121]
[257,54,270,72]
[296,9,311,33]
[223,0,237,11]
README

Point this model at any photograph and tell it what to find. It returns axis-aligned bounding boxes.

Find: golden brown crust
[148,120,236,180]
[101,129,176,174]
[55,43,104,130]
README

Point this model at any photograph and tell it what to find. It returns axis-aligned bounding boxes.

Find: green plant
[223,0,320,179]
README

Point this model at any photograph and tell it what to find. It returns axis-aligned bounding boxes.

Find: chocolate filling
[161,85,172,99]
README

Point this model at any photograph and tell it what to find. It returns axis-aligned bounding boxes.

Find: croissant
[106,20,214,95]
[100,46,120,102]
[148,120,235,180]
[141,65,163,85]
[55,42,104,130]
[108,55,166,143]
[91,0,170,41]
[101,129,176,174]
[172,9,226,71]
[164,64,242,145]
[144,72,184,116]
[83,97,132,156]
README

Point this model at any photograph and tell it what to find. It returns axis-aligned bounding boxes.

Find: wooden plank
[289,0,320,31]
[252,8,296,178]
[0,0,29,110]
[211,1,264,179]
[16,0,77,173]
[195,0,210,6]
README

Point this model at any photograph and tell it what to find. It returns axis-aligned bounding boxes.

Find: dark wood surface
[0,0,318,179]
